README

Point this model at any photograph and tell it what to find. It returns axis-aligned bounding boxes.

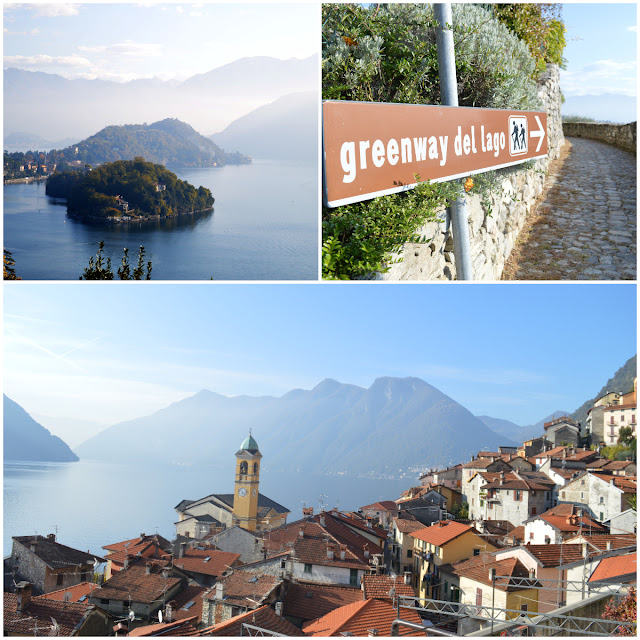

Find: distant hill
[4,395,79,463]
[477,411,569,443]
[60,118,249,168]
[4,55,319,143]
[3,132,76,153]
[562,93,637,125]
[75,377,515,477]
[569,354,637,427]
[209,92,317,162]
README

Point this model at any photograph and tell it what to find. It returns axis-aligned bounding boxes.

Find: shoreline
[4,176,48,185]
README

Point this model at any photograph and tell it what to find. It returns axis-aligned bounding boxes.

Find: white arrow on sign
[530,115,545,152]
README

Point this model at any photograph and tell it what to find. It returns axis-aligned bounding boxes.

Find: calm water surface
[4,460,408,556]
[3,161,318,280]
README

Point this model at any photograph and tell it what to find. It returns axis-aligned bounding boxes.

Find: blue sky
[4,283,636,432]
[3,3,319,82]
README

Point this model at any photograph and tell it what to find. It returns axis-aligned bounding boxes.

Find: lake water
[3,460,409,557]
[3,161,318,280]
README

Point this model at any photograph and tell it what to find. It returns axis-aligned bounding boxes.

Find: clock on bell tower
[232,430,262,532]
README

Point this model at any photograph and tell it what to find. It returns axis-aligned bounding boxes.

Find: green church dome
[240,433,259,454]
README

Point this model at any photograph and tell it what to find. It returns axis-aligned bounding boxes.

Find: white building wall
[291,560,363,586]
[524,519,562,545]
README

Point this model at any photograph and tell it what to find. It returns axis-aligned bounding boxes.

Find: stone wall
[563,121,636,154]
[377,64,564,281]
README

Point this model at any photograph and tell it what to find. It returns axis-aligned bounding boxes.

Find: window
[280,559,286,569]
[350,569,358,586]
[521,604,528,612]
[473,548,481,556]
[599,496,604,504]
[531,507,537,516]
[600,512,604,521]
[407,550,413,559]
[56,574,64,586]
[304,563,312,574]
[515,490,521,501]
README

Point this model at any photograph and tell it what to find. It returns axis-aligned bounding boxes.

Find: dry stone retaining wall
[562,121,636,154]
[377,64,564,281]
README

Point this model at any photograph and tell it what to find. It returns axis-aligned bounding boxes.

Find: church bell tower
[232,431,262,532]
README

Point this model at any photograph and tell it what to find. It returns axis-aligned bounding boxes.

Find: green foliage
[80,241,152,280]
[492,4,567,73]
[47,157,214,220]
[450,502,469,520]
[628,494,637,511]
[3,249,21,280]
[602,588,636,636]
[322,3,543,279]
[618,426,634,446]
[323,178,459,279]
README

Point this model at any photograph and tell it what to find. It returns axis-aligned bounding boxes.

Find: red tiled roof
[361,501,398,511]
[103,534,171,554]
[535,447,567,459]
[37,582,97,603]
[591,474,637,492]
[89,561,180,605]
[409,521,472,547]
[174,549,241,577]
[292,537,367,570]
[566,534,637,552]
[362,575,415,599]
[508,526,525,542]
[171,585,208,624]
[282,581,362,621]
[450,556,533,592]
[482,471,555,492]
[205,571,280,608]
[325,511,388,541]
[303,598,427,636]
[197,604,304,636]
[538,514,607,534]
[128,616,198,636]
[521,544,586,567]
[589,553,637,583]
[4,593,92,636]
[462,458,497,469]
[394,518,427,534]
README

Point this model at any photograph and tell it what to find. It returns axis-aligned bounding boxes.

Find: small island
[46,157,214,222]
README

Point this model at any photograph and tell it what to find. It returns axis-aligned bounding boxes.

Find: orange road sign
[323,101,548,208]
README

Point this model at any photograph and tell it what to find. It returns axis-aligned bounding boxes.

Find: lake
[2,160,318,280]
[3,460,409,557]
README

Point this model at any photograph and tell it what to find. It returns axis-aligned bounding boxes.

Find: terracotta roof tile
[508,526,525,542]
[409,521,472,546]
[292,537,367,570]
[170,585,208,624]
[521,544,586,567]
[283,581,362,621]
[205,571,280,608]
[362,575,414,599]
[12,536,104,570]
[89,561,180,605]
[589,553,637,583]
[4,593,92,636]
[197,604,304,636]
[174,549,241,578]
[538,514,607,534]
[394,518,427,534]
[128,616,198,636]
[303,598,427,636]
[37,582,97,603]
[566,534,637,552]
[450,556,533,592]
[361,501,398,511]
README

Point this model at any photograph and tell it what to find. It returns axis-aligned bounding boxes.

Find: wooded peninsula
[46,158,214,221]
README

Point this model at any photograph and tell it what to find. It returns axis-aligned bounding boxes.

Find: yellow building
[410,520,498,601]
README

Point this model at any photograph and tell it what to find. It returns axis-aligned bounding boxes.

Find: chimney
[528,569,536,580]
[16,582,32,612]
[216,581,225,600]
[47,533,56,543]
[179,542,186,559]
[29,540,37,553]
[499,471,505,485]
[340,544,347,560]
[320,514,326,527]
[140,533,146,540]
[606,541,612,551]
[403,572,411,585]
[124,554,130,570]
[364,545,370,559]
[368,630,379,637]
[145,563,152,575]
[582,542,588,558]
[298,527,304,539]
[275,601,283,616]
[165,601,175,622]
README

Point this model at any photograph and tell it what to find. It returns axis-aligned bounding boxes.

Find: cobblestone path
[502,137,636,280]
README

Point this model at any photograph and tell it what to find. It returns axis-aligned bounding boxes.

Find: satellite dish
[158,610,163,623]
[93,558,100,570]
[49,617,60,637]
[128,610,135,622]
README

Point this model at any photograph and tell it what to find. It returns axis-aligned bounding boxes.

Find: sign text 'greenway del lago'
[322,100,548,208]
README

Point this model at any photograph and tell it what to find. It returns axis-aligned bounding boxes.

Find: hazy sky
[4,283,636,432]
[3,2,319,82]
[561,3,637,99]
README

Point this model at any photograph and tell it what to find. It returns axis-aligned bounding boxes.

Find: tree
[80,242,152,280]
[3,249,21,280]
[602,588,636,636]
[618,426,634,446]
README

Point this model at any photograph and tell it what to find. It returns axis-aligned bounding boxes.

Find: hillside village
[4,383,636,636]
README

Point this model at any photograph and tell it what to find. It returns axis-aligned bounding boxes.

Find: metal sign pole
[434,3,473,281]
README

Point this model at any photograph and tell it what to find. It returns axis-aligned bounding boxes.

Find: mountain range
[4,395,78,463]
[4,55,318,145]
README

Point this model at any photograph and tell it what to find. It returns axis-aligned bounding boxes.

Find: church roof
[239,433,260,454]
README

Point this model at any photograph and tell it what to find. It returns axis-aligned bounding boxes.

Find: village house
[198,604,304,636]
[9,534,104,595]
[4,582,113,636]
[396,495,448,525]
[101,533,172,580]
[558,471,637,522]
[410,520,498,600]
[204,525,263,563]
[200,570,284,626]
[461,457,512,506]
[522,503,607,544]
[604,508,637,535]
[125,615,199,637]
[390,516,426,578]
[173,547,242,587]
[419,464,463,491]
[543,416,582,447]
[359,500,399,527]
[282,581,362,628]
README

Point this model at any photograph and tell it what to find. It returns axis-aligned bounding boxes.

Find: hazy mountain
[569,354,637,427]
[4,395,79,463]
[3,132,77,153]
[477,411,568,443]
[4,55,319,144]
[31,413,108,449]
[562,93,637,125]
[61,118,248,167]
[209,92,317,162]
[75,377,515,476]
